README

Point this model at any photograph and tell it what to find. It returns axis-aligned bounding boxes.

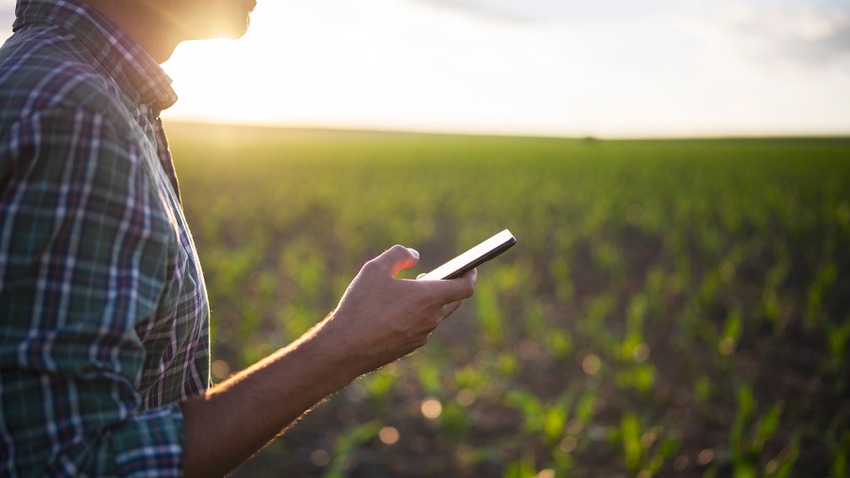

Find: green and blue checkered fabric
[0,0,211,475]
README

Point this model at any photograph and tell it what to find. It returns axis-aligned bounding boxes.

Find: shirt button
[140,104,148,114]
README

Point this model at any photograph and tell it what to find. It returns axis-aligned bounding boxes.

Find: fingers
[451,267,478,300]
[426,267,477,303]
[363,246,477,306]
[440,298,464,318]
[327,252,478,373]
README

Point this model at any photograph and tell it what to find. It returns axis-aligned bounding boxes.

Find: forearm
[180,319,356,478]
[180,246,476,477]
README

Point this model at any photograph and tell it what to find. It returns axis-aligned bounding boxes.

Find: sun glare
[162,1,408,127]
[160,0,573,134]
[162,2,294,124]
[159,0,850,137]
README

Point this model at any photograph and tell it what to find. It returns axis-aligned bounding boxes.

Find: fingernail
[407,247,419,259]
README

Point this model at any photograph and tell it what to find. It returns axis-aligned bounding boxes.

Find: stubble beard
[223,0,257,39]
[180,0,257,40]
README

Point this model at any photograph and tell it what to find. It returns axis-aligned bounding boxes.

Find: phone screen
[417,229,517,280]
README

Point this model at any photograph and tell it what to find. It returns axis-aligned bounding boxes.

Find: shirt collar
[13,0,179,114]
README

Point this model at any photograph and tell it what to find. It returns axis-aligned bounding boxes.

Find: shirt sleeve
[0,106,185,476]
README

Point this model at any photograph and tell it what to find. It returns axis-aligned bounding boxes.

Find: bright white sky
[3,0,850,137]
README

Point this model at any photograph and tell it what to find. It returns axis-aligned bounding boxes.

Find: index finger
[419,267,477,303]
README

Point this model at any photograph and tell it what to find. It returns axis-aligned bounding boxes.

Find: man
[0,0,477,476]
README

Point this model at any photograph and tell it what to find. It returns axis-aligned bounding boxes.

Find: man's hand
[181,244,476,477]
[320,245,477,376]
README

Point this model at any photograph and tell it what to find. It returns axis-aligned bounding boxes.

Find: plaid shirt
[0,0,210,475]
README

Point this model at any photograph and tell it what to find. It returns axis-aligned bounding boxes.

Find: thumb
[375,245,420,276]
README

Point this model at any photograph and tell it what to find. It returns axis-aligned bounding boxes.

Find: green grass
[167,122,850,477]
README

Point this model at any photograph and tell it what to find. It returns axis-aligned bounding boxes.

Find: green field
[166,122,850,478]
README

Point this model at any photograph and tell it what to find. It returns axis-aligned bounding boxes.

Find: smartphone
[417,229,517,280]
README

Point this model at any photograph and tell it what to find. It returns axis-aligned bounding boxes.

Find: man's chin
[191,0,256,40]
[230,0,256,38]
[208,19,251,40]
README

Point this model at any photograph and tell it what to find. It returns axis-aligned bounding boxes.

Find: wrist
[306,308,390,384]
[289,314,363,390]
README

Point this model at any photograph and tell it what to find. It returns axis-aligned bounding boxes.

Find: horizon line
[161,118,850,142]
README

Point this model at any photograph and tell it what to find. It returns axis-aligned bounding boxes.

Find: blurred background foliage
[168,122,849,477]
